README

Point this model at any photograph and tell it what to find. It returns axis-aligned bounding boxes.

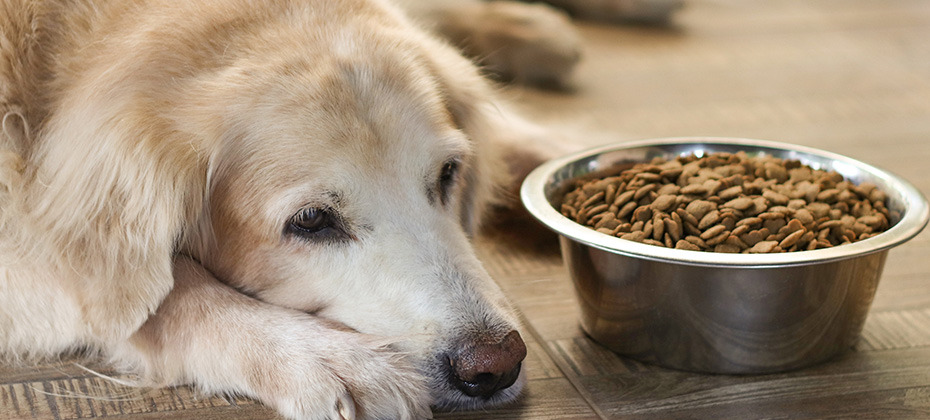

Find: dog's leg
[398,0,582,88]
[112,256,431,420]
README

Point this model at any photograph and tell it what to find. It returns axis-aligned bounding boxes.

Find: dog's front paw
[258,329,431,420]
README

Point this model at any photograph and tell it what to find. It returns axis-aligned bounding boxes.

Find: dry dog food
[560,151,894,253]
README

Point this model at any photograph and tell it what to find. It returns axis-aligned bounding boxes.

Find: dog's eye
[440,160,458,185]
[439,159,460,203]
[288,207,337,237]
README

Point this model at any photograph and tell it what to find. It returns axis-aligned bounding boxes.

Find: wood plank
[578,347,930,419]
[857,309,930,351]
[434,378,600,420]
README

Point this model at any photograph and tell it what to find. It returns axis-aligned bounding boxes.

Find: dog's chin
[429,368,527,412]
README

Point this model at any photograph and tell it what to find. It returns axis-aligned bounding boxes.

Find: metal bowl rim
[521,136,930,268]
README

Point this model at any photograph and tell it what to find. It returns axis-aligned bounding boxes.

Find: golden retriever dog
[0,0,573,418]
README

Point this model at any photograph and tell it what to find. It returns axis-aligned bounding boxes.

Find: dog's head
[159,3,529,410]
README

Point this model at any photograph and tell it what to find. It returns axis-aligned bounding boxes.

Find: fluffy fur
[0,0,557,418]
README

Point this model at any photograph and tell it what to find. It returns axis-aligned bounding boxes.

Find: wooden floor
[3,0,930,419]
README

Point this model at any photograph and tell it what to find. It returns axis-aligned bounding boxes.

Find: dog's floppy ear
[16,84,209,345]
[421,39,553,237]
[418,33,563,249]
[432,71,507,235]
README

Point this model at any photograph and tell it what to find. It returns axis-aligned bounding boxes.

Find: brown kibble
[617,201,638,219]
[685,235,708,248]
[740,228,770,247]
[818,220,843,230]
[652,194,678,212]
[789,167,813,183]
[857,215,883,229]
[617,223,633,233]
[613,189,636,207]
[684,222,703,236]
[795,208,814,226]
[677,208,700,226]
[869,189,887,204]
[818,228,830,240]
[839,228,855,243]
[705,231,730,246]
[731,224,750,237]
[581,191,605,209]
[758,212,786,220]
[763,218,787,234]
[680,184,708,195]
[720,214,738,231]
[621,231,646,242]
[561,204,577,219]
[764,162,788,182]
[595,217,619,231]
[686,200,717,220]
[663,233,674,248]
[767,206,793,215]
[634,184,658,200]
[585,204,609,220]
[637,172,662,183]
[657,184,681,196]
[698,210,722,230]
[722,197,754,210]
[736,217,763,228]
[643,239,666,247]
[763,189,789,205]
[596,227,614,235]
[787,199,807,210]
[633,206,654,222]
[779,229,806,249]
[748,197,769,216]
[785,218,804,233]
[807,202,832,219]
[714,244,742,253]
[718,185,744,200]
[851,222,871,236]
[748,241,780,253]
[700,224,728,240]
[666,220,682,243]
[660,168,684,179]
[703,178,723,194]
[560,151,891,254]
[653,217,666,241]
[605,184,617,206]
[725,235,749,250]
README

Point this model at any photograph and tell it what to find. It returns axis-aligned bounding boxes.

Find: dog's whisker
[73,363,143,388]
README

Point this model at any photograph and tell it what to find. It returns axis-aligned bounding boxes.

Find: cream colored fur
[0,0,556,418]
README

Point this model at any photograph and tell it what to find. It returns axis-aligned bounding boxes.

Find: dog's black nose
[448,330,527,399]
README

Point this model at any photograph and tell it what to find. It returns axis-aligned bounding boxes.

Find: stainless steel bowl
[521,137,929,374]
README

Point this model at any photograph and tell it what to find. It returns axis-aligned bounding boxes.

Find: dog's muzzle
[446,330,527,399]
